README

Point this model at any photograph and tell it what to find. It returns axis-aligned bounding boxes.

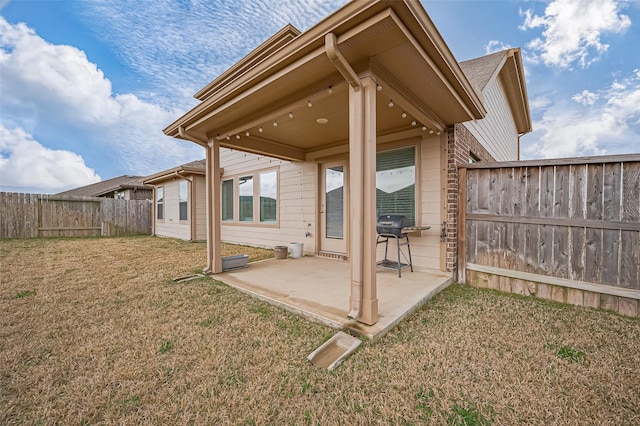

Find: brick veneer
[445,124,495,276]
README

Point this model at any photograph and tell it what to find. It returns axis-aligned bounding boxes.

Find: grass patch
[547,343,587,364]
[448,400,492,426]
[159,340,174,354]
[14,290,36,298]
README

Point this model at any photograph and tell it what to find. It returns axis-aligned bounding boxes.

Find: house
[162,0,531,325]
[142,160,207,241]
[56,175,153,200]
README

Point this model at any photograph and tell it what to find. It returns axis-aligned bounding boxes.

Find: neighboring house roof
[460,49,532,135]
[143,159,206,185]
[56,175,151,197]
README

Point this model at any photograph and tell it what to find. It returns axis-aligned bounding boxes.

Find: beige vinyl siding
[462,76,519,161]
[155,179,191,241]
[193,175,207,241]
[220,149,317,253]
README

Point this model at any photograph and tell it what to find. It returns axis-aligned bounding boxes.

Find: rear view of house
[161,0,531,325]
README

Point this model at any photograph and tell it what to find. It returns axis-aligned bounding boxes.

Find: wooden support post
[204,138,223,274]
[458,167,467,283]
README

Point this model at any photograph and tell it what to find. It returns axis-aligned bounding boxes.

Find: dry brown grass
[1,236,638,425]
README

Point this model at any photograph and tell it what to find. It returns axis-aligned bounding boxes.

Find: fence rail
[459,155,640,318]
[0,192,152,238]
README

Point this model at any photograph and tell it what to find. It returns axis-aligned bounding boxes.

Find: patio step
[317,251,348,261]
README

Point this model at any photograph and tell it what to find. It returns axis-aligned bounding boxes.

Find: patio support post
[204,138,223,274]
[349,76,378,325]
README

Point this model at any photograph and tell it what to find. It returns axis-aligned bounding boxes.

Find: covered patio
[218,256,452,340]
[164,0,485,327]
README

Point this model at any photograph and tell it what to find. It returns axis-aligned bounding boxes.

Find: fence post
[458,167,467,284]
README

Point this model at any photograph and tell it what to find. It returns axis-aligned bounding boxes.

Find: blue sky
[1,0,639,194]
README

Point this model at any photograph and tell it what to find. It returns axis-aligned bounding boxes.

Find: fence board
[555,165,570,218]
[586,164,603,220]
[539,166,554,218]
[620,230,639,290]
[569,226,586,281]
[570,164,586,220]
[603,162,622,221]
[525,166,540,217]
[622,162,640,222]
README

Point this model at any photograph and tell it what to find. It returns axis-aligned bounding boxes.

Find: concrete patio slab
[216,256,453,340]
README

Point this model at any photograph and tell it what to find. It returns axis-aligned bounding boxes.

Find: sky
[1,0,639,194]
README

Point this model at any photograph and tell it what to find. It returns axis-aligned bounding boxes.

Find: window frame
[178,180,189,222]
[221,167,279,227]
[375,143,419,227]
[156,186,164,221]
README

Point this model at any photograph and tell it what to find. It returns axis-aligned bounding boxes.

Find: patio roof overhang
[163,0,486,161]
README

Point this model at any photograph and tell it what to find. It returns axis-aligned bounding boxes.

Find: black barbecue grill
[376,214,413,277]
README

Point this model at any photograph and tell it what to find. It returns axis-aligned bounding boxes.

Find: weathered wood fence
[459,154,640,317]
[0,192,152,238]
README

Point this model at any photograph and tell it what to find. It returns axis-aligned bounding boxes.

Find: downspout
[325,32,362,320]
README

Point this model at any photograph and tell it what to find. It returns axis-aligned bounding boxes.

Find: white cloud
[73,0,349,108]
[522,70,640,159]
[0,125,101,193]
[0,17,203,192]
[572,89,599,106]
[520,0,631,68]
[485,40,513,55]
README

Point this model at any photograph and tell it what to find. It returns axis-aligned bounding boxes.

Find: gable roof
[56,175,150,197]
[460,48,532,135]
[143,159,206,185]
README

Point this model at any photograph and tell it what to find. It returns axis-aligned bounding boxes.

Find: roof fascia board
[385,10,483,122]
[186,44,328,134]
[500,48,532,134]
[402,0,486,118]
[194,24,302,101]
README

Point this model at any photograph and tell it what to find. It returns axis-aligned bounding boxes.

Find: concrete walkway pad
[218,256,452,340]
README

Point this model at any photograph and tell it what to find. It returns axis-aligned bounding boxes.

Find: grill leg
[406,235,413,272]
[394,235,401,277]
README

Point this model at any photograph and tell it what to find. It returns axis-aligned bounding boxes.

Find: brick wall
[445,124,494,275]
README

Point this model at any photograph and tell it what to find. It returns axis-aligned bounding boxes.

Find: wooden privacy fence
[458,154,640,318]
[0,192,152,238]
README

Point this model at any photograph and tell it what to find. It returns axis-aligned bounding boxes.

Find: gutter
[325,32,362,320]
[178,126,208,148]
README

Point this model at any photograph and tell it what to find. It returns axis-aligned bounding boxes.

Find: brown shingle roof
[55,175,150,197]
[459,50,508,93]
[142,159,206,185]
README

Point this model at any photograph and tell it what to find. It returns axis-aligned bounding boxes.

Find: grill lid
[376,214,409,236]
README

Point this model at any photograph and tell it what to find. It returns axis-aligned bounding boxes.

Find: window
[259,171,277,223]
[221,179,234,221]
[156,187,164,220]
[376,146,416,226]
[115,191,125,200]
[222,170,278,224]
[469,152,481,163]
[179,180,188,221]
[238,175,254,222]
